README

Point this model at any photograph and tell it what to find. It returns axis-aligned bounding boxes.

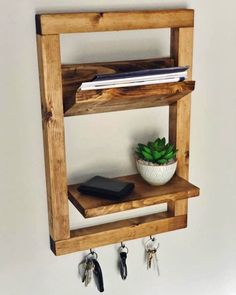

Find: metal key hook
[150,235,155,242]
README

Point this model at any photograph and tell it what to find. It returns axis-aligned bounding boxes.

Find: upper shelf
[62,57,195,116]
[68,174,199,218]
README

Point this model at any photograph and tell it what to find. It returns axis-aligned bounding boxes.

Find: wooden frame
[36,9,194,35]
[36,9,199,255]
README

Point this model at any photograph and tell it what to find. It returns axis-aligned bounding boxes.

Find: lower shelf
[50,211,187,255]
[50,175,199,255]
[68,174,199,218]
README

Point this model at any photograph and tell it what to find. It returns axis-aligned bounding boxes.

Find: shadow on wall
[35,2,188,14]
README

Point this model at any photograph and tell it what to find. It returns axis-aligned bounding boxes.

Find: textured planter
[136,159,177,186]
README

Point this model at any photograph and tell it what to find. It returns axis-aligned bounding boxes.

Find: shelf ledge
[68,174,199,218]
[62,57,195,116]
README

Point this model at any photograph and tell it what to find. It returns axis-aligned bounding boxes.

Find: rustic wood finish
[64,81,195,116]
[68,174,199,218]
[37,35,70,240]
[51,212,187,255]
[36,9,194,35]
[36,9,198,255]
[169,27,194,216]
[62,57,175,114]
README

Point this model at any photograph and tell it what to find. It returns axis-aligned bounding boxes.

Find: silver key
[84,259,94,286]
[79,261,87,280]
[79,258,94,286]
[145,236,160,275]
[146,249,156,269]
[154,251,160,276]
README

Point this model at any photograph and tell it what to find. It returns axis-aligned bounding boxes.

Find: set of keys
[79,250,104,292]
[145,236,160,275]
[119,242,128,280]
[79,236,160,292]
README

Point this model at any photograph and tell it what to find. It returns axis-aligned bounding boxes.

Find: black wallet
[78,176,135,200]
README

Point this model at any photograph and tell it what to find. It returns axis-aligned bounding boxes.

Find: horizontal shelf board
[62,57,195,116]
[51,212,187,255]
[36,9,194,35]
[62,57,174,115]
[68,174,199,218]
[66,81,195,116]
[62,58,174,116]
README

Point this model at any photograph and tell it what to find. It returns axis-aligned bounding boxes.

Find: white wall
[1,0,236,294]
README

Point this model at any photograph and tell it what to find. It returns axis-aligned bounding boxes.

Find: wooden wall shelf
[36,8,199,256]
[62,58,195,116]
[69,174,199,218]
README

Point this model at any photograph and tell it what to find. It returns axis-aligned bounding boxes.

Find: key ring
[119,242,129,254]
[145,236,160,251]
[85,248,98,260]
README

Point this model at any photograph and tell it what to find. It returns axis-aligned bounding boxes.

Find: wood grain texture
[37,35,70,240]
[68,174,199,218]
[51,212,187,255]
[65,81,195,116]
[36,9,194,35]
[62,57,174,112]
[62,58,174,110]
[169,27,194,216]
[35,10,198,254]
[61,57,194,116]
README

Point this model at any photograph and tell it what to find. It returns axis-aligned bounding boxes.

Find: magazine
[80,66,188,91]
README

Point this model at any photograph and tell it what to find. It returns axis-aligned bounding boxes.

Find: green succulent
[135,137,177,165]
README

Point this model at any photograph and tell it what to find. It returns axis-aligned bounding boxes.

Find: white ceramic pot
[136,159,177,186]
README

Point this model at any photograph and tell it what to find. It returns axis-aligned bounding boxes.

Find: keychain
[145,236,160,275]
[79,249,104,292]
[119,242,128,280]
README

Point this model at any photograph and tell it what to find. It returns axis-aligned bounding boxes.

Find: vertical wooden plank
[169,27,194,216]
[37,34,70,240]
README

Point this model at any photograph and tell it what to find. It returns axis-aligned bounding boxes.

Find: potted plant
[135,137,177,186]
